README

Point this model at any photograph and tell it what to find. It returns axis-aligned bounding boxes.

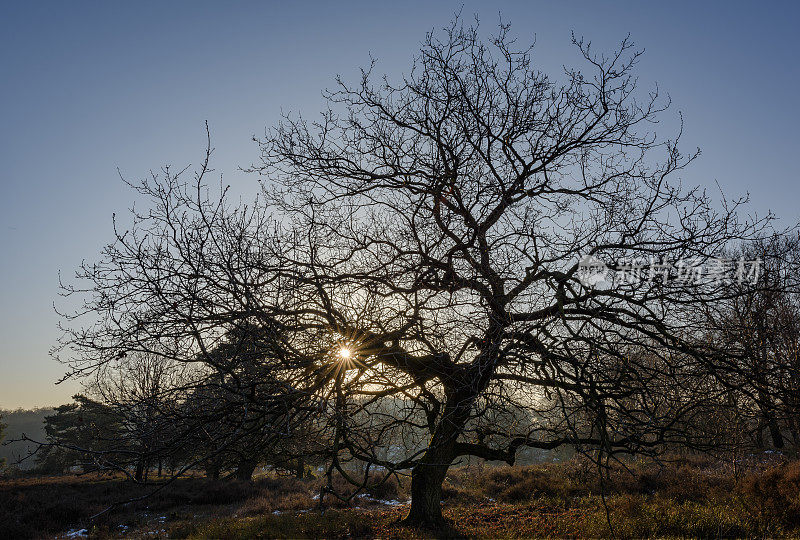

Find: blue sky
[1,1,798,408]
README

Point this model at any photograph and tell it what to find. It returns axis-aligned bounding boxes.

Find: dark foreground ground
[2,455,800,539]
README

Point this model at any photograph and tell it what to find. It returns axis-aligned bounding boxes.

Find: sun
[326,334,364,378]
[331,345,359,377]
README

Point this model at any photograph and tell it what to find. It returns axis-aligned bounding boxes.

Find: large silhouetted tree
[56,18,773,526]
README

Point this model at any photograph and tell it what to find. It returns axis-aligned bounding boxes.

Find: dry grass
[3,455,800,538]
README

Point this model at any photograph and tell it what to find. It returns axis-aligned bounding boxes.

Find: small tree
[710,233,800,449]
[0,414,6,469]
[88,352,191,480]
[36,395,122,474]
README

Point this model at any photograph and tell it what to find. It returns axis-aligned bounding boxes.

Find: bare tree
[56,18,772,527]
[709,233,800,449]
[88,352,189,480]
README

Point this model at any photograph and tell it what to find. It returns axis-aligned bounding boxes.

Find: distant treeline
[0,408,53,470]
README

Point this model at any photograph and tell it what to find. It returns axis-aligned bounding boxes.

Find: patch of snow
[356,494,409,506]
[377,499,405,506]
[65,530,88,538]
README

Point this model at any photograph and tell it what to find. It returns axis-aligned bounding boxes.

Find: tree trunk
[295,457,305,479]
[757,390,785,449]
[401,387,475,528]
[757,339,784,449]
[134,460,145,482]
[788,416,799,446]
[401,346,499,528]
[403,459,451,527]
[206,457,222,480]
[766,415,785,449]
[235,458,257,481]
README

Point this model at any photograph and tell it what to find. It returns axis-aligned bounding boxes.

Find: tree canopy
[54,17,779,526]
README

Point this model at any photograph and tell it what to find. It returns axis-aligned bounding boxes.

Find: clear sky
[1,1,798,409]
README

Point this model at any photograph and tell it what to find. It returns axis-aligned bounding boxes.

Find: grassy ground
[2,455,800,538]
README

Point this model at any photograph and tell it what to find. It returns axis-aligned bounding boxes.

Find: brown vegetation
[3,455,800,538]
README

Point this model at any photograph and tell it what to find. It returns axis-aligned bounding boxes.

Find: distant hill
[1,408,54,470]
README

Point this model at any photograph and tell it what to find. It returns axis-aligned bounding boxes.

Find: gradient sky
[1,1,798,409]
